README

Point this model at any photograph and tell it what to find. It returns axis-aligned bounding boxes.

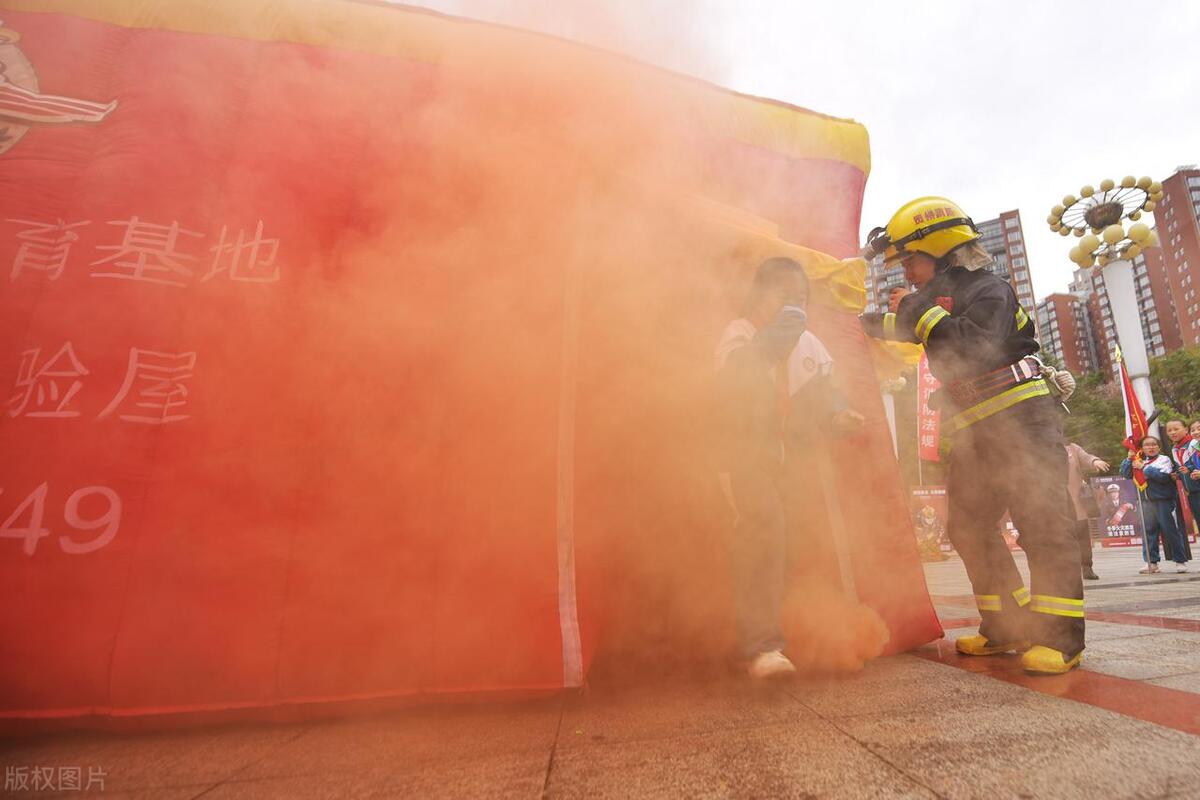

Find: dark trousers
[1074,519,1093,568]
[1184,492,1200,561]
[1187,491,1200,527]
[727,466,787,657]
[1142,496,1188,564]
[946,395,1084,658]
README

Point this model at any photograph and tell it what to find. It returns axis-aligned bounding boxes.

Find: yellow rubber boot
[1021,645,1082,675]
[955,634,1030,656]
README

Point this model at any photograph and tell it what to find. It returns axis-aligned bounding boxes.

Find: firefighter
[860,197,1084,675]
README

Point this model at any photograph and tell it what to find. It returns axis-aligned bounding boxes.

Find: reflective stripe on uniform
[915,305,950,343]
[1015,306,1029,330]
[949,379,1050,431]
[1031,594,1084,618]
[975,593,1002,612]
[883,312,897,340]
[1012,586,1031,607]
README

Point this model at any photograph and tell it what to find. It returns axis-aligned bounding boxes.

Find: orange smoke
[331,5,924,677]
[782,582,891,673]
[0,1,938,726]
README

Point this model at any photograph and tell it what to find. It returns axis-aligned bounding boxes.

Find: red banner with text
[917,353,941,461]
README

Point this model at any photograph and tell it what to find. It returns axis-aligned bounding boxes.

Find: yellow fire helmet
[864,196,980,264]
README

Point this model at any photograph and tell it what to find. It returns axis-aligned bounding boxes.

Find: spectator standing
[1165,420,1199,559]
[1065,442,1109,580]
[1121,436,1190,574]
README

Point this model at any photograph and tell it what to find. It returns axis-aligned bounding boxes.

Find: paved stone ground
[928,546,1200,688]
[5,545,1200,799]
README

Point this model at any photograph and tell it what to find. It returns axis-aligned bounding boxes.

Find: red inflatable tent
[0,0,940,726]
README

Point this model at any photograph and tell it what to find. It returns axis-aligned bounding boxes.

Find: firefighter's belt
[948,369,1049,431]
[945,356,1040,407]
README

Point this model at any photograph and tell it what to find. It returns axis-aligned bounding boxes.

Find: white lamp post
[1047,176,1162,426]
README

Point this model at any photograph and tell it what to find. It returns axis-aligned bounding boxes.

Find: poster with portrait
[1091,476,1144,547]
[910,487,951,560]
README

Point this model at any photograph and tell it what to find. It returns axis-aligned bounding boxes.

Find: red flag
[1117,347,1149,490]
[917,354,941,461]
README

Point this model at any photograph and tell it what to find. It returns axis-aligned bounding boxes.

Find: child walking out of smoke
[713,257,865,680]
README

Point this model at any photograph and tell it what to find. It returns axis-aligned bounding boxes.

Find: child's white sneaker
[749,650,797,680]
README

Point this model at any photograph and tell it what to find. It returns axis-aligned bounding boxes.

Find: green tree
[1150,347,1200,421]
[1061,345,1200,465]
[1062,371,1126,466]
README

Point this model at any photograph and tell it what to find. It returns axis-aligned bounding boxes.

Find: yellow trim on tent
[0,0,870,174]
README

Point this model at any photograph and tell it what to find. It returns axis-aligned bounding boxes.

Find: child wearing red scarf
[1166,420,1200,551]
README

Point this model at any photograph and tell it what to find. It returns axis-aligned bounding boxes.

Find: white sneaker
[749,650,797,680]
[1139,563,1160,575]
[1176,563,1189,573]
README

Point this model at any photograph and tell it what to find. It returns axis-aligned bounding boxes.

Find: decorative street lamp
[1047,176,1162,425]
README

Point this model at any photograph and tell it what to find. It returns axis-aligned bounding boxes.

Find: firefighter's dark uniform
[862,266,1085,658]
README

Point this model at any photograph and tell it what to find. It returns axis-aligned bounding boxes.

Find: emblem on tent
[0,20,117,156]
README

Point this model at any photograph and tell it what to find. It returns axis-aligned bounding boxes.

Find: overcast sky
[401,1,1200,300]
